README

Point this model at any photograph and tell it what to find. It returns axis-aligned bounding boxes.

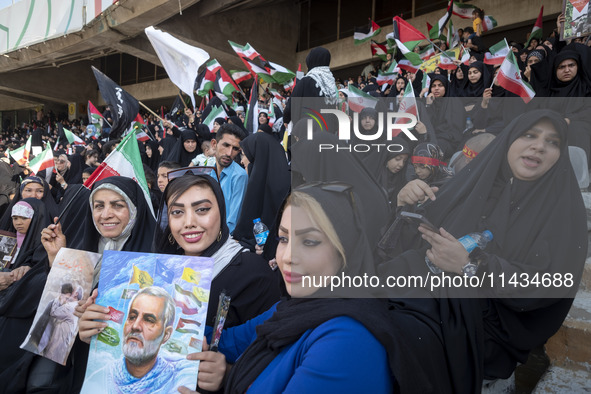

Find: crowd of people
[0,6,589,394]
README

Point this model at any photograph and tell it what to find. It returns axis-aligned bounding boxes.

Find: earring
[168,233,175,245]
[217,229,222,242]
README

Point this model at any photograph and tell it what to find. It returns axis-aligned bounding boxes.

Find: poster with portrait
[81,251,213,394]
[561,0,591,41]
[0,230,17,269]
[20,248,101,365]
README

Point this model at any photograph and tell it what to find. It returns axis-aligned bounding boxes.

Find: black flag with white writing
[91,66,139,140]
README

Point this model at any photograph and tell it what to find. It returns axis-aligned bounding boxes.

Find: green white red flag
[63,127,85,145]
[482,16,498,32]
[28,142,54,176]
[10,136,31,165]
[354,19,382,44]
[497,50,536,103]
[484,39,510,65]
[84,131,154,217]
[525,6,544,48]
[346,85,378,113]
[452,1,480,19]
[392,16,427,66]
[230,70,251,84]
[87,100,104,131]
[395,82,418,132]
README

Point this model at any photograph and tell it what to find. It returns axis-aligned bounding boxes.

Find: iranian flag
[452,1,480,19]
[87,100,104,131]
[395,83,418,133]
[266,87,284,101]
[203,106,228,131]
[421,72,431,96]
[228,41,274,82]
[346,85,378,113]
[354,19,382,45]
[230,70,251,84]
[482,16,498,32]
[376,70,397,86]
[371,40,389,61]
[438,50,458,70]
[84,131,154,216]
[63,127,85,145]
[10,136,31,165]
[28,143,54,176]
[525,6,543,48]
[484,39,510,65]
[398,59,421,74]
[392,16,427,66]
[419,45,435,61]
[497,50,536,103]
[131,114,150,142]
[460,46,471,65]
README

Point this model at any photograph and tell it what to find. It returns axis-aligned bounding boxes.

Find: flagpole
[139,101,167,124]
[178,91,189,111]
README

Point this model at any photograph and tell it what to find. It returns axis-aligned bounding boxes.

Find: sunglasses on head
[166,166,219,183]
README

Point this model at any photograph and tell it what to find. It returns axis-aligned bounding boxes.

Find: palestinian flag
[346,85,378,113]
[392,16,427,66]
[195,67,216,97]
[484,39,510,65]
[176,318,201,334]
[131,114,150,142]
[84,131,154,216]
[395,83,418,132]
[230,70,251,84]
[497,50,536,103]
[371,40,389,61]
[202,105,228,131]
[63,127,85,145]
[398,59,421,74]
[208,59,240,99]
[426,21,439,40]
[28,143,54,176]
[452,1,480,19]
[267,61,296,84]
[419,45,435,61]
[438,50,458,70]
[482,16,498,32]
[434,0,454,38]
[376,70,397,86]
[525,6,543,48]
[87,100,104,131]
[354,19,382,45]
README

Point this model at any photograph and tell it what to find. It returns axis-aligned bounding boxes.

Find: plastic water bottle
[425,230,493,274]
[253,218,269,246]
[463,117,474,134]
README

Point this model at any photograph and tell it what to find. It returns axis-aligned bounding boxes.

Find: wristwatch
[461,247,484,277]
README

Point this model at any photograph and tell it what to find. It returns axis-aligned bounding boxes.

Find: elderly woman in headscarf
[284,47,337,126]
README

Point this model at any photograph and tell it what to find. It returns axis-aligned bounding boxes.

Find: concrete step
[545,290,591,370]
[533,365,591,393]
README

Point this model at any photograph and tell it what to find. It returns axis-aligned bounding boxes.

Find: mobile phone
[399,211,439,233]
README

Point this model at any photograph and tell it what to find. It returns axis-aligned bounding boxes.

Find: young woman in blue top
[180,183,400,393]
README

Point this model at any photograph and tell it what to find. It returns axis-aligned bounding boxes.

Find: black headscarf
[225,185,451,393]
[142,140,161,173]
[449,67,468,97]
[68,177,156,254]
[380,109,587,392]
[547,50,591,97]
[411,142,453,186]
[465,61,492,97]
[228,116,247,135]
[0,176,59,230]
[233,133,290,249]
[165,129,201,167]
[306,47,331,69]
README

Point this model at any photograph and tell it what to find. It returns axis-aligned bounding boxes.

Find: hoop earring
[168,233,175,245]
[217,229,222,242]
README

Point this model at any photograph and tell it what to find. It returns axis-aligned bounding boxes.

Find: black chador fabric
[91,66,139,140]
[0,176,59,231]
[142,140,161,173]
[422,75,465,159]
[58,184,91,244]
[165,129,201,167]
[362,137,411,207]
[233,132,290,249]
[464,61,492,98]
[284,47,336,125]
[159,136,177,162]
[153,174,280,328]
[449,68,468,97]
[291,132,390,250]
[68,177,156,254]
[531,44,591,97]
[225,186,451,394]
[387,76,408,98]
[0,199,51,385]
[379,109,587,393]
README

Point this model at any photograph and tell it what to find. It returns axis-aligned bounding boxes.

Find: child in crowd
[190,139,216,167]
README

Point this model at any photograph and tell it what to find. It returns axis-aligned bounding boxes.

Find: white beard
[122,330,165,365]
